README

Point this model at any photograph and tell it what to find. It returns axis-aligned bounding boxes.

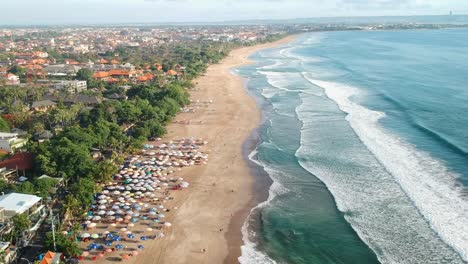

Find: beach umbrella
[82,251,90,257]
[106,211,115,216]
[113,236,122,242]
[164,222,172,227]
[82,233,91,238]
[124,215,132,220]
[121,254,129,260]
[140,236,148,241]
[97,210,106,215]
[98,253,105,258]
[158,214,165,218]
[146,228,153,232]
[120,228,127,232]
[128,223,135,227]
[98,195,107,199]
[132,251,139,256]
[105,241,113,247]
[88,243,98,250]
[137,245,144,250]
[125,230,132,234]
[149,211,156,215]
[62,231,68,235]
[127,233,135,239]
[116,244,124,250]
[106,248,113,253]
[85,220,92,225]
[141,216,148,220]
[131,218,138,223]
[98,200,107,204]
[89,223,97,228]
[91,233,100,239]
[102,190,110,194]
[98,205,107,210]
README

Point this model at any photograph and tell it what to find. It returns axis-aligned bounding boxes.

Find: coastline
[134,35,296,264]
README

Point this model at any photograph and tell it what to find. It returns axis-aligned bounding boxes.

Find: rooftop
[0,193,42,214]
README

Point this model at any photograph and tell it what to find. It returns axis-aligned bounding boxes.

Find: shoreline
[148,35,296,264]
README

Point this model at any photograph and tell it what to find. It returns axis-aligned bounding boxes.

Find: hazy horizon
[2,0,467,25]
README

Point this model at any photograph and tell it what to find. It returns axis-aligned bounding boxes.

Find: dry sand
[130,36,296,264]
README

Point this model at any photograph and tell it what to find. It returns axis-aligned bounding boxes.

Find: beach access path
[133,35,296,264]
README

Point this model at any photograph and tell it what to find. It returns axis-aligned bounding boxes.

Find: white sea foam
[280,45,324,63]
[302,75,468,262]
[260,60,284,70]
[239,148,290,264]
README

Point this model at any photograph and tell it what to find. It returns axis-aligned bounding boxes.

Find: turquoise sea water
[235,29,468,264]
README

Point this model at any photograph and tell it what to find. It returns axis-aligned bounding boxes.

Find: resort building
[0,133,27,153]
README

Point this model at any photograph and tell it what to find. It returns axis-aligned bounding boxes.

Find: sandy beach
[75,36,295,264]
[138,36,295,264]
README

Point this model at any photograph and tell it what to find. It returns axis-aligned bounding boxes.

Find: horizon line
[0,13,467,28]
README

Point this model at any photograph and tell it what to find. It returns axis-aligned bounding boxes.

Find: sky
[1,0,467,25]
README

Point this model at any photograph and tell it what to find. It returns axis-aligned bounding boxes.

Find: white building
[53,80,87,94]
[0,193,47,245]
[0,133,27,153]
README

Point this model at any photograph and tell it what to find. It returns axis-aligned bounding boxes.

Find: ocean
[235,29,468,264]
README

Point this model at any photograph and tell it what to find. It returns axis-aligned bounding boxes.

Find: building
[0,133,27,153]
[30,100,56,112]
[6,74,20,85]
[0,241,17,264]
[53,80,87,94]
[0,152,34,177]
[0,167,16,182]
[43,64,81,77]
[64,94,102,107]
[39,251,62,264]
[0,193,47,245]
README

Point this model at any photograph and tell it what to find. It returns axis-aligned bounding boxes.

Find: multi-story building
[0,193,48,246]
[53,80,87,94]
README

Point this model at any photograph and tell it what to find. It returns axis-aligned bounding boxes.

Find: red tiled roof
[92,71,110,78]
[0,152,34,171]
[167,70,177,76]
[108,69,130,76]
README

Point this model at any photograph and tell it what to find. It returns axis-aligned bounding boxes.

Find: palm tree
[63,195,80,218]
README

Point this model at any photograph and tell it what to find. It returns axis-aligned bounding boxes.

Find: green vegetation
[44,232,82,257]
[11,214,31,240]
[0,117,9,132]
